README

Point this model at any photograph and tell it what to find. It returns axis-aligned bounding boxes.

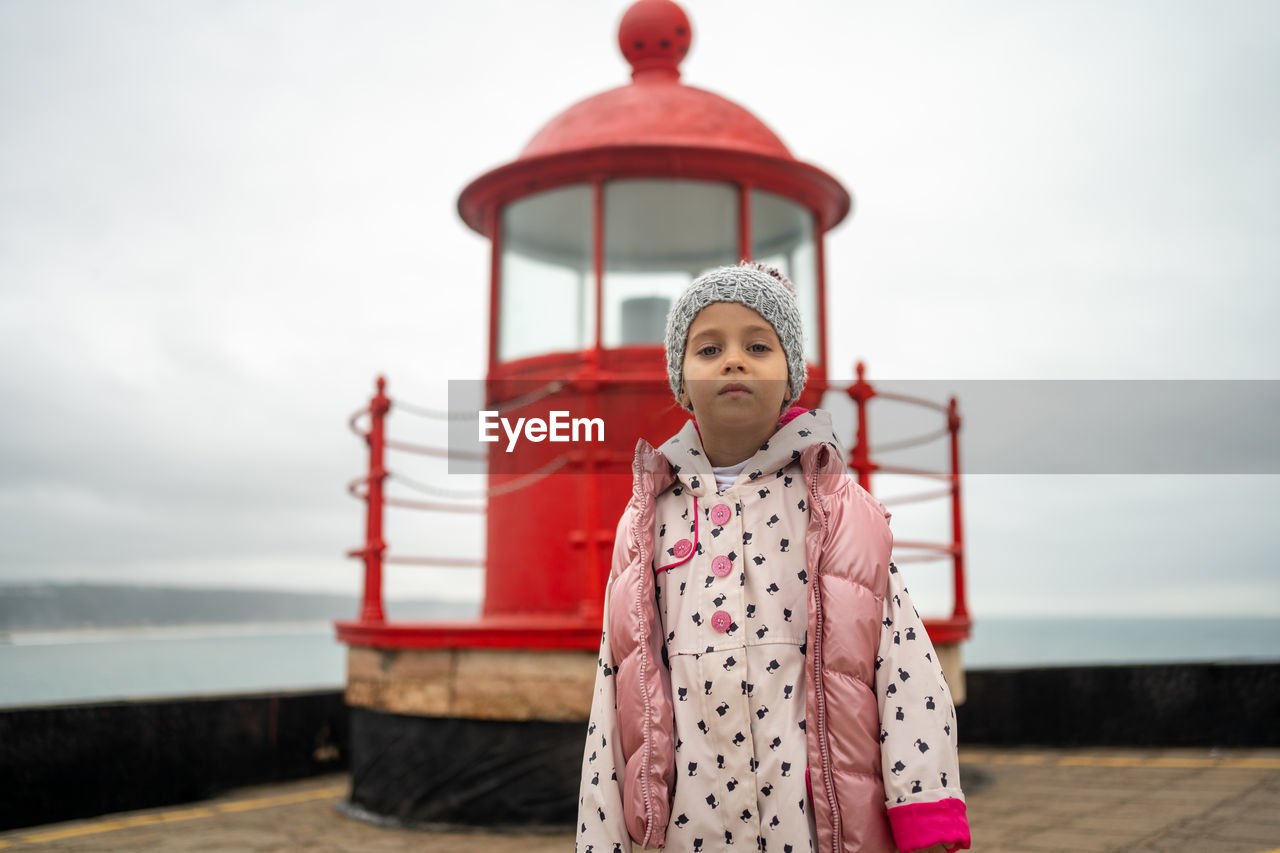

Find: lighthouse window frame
[601,179,740,348]
[750,188,820,365]
[497,184,595,362]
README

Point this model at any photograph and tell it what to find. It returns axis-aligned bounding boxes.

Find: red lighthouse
[458,0,854,638]
[337,0,970,828]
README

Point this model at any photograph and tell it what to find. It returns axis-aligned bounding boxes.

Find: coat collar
[635,409,848,500]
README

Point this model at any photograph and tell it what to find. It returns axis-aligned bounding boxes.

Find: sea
[1,617,1278,709]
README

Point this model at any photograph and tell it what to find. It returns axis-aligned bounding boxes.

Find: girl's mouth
[719,383,752,397]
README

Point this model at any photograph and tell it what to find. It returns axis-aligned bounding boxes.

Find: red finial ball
[618,0,691,81]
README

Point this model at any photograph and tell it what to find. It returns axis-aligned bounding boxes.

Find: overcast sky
[1,0,1277,618]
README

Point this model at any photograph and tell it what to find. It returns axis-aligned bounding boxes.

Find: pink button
[672,538,692,558]
[710,610,733,633]
[710,503,732,526]
[712,556,732,577]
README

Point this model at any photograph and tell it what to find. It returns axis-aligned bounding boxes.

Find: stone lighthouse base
[341,647,596,828]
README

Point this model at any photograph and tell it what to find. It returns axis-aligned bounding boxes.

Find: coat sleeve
[576,516,634,852]
[876,561,971,852]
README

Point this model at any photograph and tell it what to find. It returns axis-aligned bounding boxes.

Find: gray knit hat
[665,261,807,411]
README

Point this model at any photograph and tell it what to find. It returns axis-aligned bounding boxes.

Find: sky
[0,0,1277,618]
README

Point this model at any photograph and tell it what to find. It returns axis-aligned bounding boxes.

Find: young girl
[577,262,971,853]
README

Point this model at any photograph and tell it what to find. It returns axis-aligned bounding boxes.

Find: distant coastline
[1,587,1277,708]
[2,621,341,646]
[0,583,478,633]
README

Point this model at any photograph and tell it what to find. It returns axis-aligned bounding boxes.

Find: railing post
[847,360,875,492]
[360,376,389,623]
[948,396,968,622]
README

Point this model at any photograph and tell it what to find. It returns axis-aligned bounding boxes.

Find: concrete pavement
[2,747,1278,852]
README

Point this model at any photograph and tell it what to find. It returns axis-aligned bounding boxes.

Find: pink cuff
[886,798,970,851]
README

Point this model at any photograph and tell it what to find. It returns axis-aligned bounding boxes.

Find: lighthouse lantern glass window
[751,188,820,364]
[602,179,738,347]
[498,185,595,361]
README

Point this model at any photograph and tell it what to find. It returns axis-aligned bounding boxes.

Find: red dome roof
[520,80,793,161]
[457,0,850,236]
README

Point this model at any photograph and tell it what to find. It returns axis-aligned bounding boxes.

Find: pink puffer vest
[606,434,895,851]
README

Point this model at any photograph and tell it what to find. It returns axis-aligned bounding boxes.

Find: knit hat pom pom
[743,260,797,295]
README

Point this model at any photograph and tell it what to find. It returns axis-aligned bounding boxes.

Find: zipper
[809,448,841,851]
[631,448,658,848]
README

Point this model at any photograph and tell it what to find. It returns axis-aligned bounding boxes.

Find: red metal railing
[349,376,388,624]
[846,361,971,645]
[343,366,970,646]
[343,375,575,632]
[344,376,489,626]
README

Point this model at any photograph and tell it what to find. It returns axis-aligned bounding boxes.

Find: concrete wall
[958,663,1280,747]
[0,690,347,831]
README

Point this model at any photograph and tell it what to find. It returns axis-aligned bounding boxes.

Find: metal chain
[387,454,571,500]
[383,438,487,462]
[387,471,488,501]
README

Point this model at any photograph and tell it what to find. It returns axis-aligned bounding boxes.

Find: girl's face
[681,301,790,433]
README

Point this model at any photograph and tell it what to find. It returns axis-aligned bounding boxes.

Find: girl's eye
[749,343,771,353]
[697,345,720,357]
